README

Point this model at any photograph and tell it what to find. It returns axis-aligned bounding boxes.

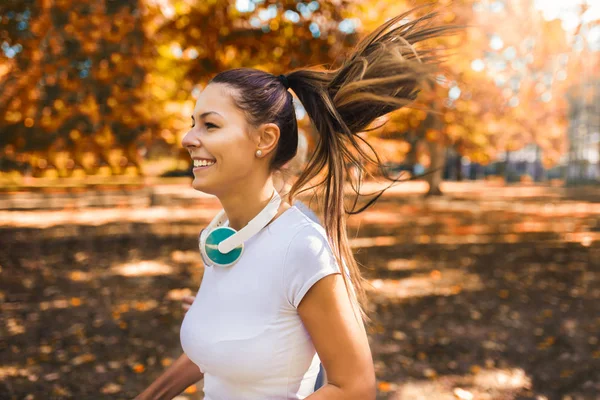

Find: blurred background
[0,0,599,399]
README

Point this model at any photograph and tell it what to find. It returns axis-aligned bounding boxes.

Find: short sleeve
[283,225,342,309]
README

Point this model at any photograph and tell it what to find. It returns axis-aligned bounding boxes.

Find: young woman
[180,130,326,393]
[136,10,443,400]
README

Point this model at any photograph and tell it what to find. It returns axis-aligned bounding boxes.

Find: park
[1,0,599,399]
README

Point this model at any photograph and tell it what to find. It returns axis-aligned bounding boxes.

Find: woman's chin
[191,177,215,194]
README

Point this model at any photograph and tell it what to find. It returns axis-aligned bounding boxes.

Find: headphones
[199,190,282,267]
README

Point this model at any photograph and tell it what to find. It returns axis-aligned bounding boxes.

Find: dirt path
[1,183,599,399]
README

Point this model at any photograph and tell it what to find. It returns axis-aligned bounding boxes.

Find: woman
[136,10,443,400]
[180,130,326,393]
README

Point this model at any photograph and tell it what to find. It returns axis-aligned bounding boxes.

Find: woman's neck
[217,177,278,231]
[274,170,293,204]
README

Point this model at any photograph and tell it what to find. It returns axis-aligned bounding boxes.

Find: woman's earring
[256,150,262,157]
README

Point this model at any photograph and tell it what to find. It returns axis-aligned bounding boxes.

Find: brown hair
[211,10,450,323]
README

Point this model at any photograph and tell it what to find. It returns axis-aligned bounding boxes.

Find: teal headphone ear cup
[203,226,243,267]
[199,190,280,267]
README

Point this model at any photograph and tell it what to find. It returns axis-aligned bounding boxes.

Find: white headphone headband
[218,190,281,253]
[201,190,281,259]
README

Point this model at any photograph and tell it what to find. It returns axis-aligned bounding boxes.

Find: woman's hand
[182,295,196,312]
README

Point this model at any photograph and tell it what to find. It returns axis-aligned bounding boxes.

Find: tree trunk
[404,133,419,174]
[503,149,511,183]
[124,141,143,176]
[455,154,463,181]
[425,139,446,196]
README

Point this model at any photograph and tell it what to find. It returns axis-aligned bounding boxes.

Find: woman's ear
[255,123,280,158]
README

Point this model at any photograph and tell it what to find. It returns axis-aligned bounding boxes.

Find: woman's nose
[182,130,201,149]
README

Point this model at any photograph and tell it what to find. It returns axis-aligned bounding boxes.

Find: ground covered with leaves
[1,183,599,399]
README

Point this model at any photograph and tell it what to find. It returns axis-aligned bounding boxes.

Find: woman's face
[182,83,259,195]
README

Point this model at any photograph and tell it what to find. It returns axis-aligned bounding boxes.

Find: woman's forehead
[193,83,236,116]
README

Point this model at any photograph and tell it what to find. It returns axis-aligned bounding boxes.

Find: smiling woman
[135,8,451,400]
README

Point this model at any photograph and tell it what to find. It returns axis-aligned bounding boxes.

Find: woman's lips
[193,163,215,171]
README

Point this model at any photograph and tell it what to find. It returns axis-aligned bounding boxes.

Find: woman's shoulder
[292,200,321,225]
[267,206,329,254]
[287,223,334,268]
[282,207,353,279]
[286,205,327,237]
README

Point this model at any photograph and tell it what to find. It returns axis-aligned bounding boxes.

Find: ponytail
[285,10,451,323]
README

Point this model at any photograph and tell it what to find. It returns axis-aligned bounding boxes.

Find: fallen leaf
[101,383,122,394]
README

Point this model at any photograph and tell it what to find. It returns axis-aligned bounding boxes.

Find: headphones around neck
[199,191,282,267]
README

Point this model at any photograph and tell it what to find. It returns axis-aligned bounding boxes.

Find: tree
[361,0,575,194]
[1,0,153,176]
[565,4,600,185]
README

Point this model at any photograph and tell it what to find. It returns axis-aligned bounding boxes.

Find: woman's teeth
[194,159,215,167]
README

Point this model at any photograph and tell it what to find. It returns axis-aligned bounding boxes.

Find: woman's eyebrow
[193,111,223,119]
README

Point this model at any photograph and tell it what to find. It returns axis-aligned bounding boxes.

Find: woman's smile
[192,158,216,172]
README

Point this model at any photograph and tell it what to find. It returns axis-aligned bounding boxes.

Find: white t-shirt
[180,206,354,400]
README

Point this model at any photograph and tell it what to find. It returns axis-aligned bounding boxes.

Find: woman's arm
[299,274,376,400]
[136,352,204,400]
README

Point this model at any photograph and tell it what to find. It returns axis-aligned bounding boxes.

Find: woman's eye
[206,122,218,130]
